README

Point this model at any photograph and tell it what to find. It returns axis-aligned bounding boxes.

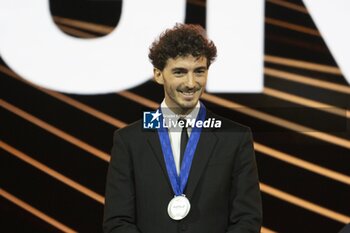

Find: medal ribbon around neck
[157,102,206,196]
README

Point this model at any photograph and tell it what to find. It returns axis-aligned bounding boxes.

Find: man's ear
[153,68,164,85]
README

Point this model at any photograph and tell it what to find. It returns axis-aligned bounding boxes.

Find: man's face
[154,55,208,114]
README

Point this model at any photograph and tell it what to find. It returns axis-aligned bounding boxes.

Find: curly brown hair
[148,23,217,70]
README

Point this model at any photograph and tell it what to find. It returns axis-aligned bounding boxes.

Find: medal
[167,195,191,220]
[157,102,206,221]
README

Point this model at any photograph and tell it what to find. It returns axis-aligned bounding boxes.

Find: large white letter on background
[0,0,186,94]
[206,0,265,92]
[302,0,350,84]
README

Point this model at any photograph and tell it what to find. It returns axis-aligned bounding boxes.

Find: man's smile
[178,89,199,100]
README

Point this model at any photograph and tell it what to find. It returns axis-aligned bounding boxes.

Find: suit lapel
[185,127,218,199]
[146,130,173,192]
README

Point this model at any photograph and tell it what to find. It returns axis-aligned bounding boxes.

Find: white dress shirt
[161,100,200,175]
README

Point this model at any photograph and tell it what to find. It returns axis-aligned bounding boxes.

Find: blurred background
[1,0,349,232]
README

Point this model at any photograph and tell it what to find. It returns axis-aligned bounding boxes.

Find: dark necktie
[179,118,188,167]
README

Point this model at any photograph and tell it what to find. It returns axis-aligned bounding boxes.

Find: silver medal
[167,195,191,220]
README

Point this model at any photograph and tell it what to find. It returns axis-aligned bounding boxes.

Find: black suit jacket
[103,110,262,233]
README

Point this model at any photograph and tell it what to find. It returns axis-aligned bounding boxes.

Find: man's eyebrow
[194,66,207,70]
[171,67,188,72]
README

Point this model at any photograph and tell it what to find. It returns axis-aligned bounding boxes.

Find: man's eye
[195,70,205,74]
[173,71,184,75]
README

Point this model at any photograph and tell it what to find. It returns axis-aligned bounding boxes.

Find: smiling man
[153,55,207,114]
[103,24,262,233]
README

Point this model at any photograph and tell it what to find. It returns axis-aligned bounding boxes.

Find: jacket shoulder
[112,119,145,140]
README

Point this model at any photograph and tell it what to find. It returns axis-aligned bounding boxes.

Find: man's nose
[185,73,195,88]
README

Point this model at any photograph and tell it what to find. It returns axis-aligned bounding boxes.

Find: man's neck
[170,107,193,117]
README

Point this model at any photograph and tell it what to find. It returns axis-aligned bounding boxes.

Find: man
[103,24,262,233]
